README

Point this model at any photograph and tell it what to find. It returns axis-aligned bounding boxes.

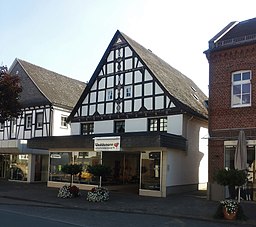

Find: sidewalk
[0,181,255,226]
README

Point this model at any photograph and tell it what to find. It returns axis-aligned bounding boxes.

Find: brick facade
[207,43,256,183]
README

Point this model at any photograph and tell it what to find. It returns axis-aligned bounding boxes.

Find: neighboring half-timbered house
[29,31,208,197]
[0,59,85,182]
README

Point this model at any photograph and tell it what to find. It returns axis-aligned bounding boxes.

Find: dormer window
[231,70,251,107]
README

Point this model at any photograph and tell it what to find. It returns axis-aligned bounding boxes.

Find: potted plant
[213,168,248,220]
[86,164,111,202]
[214,168,247,199]
[57,163,83,198]
[220,199,238,220]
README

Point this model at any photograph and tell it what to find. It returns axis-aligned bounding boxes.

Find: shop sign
[94,136,121,151]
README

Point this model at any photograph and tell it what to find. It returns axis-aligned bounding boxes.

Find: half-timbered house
[29,31,208,197]
[0,59,85,182]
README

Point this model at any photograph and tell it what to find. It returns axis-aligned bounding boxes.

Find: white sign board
[94,136,121,151]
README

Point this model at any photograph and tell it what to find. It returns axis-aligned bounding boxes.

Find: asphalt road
[0,204,241,227]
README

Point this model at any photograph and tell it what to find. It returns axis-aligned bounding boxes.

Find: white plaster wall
[125,118,147,132]
[167,114,183,135]
[94,120,113,133]
[52,107,71,136]
[199,126,208,189]
[166,117,208,188]
[71,122,80,135]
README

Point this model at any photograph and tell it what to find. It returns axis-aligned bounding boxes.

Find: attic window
[192,94,199,101]
[191,86,197,92]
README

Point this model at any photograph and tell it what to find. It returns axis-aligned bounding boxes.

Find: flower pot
[223,208,237,220]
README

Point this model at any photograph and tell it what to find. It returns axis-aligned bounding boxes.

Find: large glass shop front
[49,151,162,193]
[225,145,256,201]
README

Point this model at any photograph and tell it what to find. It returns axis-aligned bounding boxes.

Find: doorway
[102,152,140,192]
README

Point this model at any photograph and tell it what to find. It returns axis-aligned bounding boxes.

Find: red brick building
[205,18,256,201]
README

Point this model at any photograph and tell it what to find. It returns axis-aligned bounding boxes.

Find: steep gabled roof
[70,30,207,120]
[206,17,256,52]
[10,59,86,109]
[121,32,208,119]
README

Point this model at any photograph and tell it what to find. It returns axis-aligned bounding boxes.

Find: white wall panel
[94,120,113,133]
[71,122,80,135]
[124,100,132,112]
[125,118,147,132]
[144,98,152,110]
[134,99,141,111]
[134,85,142,97]
[107,76,114,87]
[144,83,152,96]
[134,70,142,83]
[98,104,104,114]
[98,78,105,89]
[90,92,96,103]
[81,106,88,116]
[107,50,114,61]
[89,105,96,116]
[125,46,132,57]
[155,96,164,109]
[155,83,164,94]
[167,115,183,135]
[145,70,153,81]
[52,108,71,136]
[125,72,132,84]
[106,103,113,114]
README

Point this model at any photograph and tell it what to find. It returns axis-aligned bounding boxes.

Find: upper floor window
[124,86,132,98]
[148,117,167,132]
[106,89,113,101]
[114,120,125,133]
[36,112,43,129]
[81,123,94,135]
[232,71,251,107]
[25,114,32,130]
[61,116,68,128]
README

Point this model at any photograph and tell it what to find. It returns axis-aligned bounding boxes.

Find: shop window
[25,114,32,130]
[49,151,101,185]
[141,151,161,191]
[81,123,94,135]
[148,117,167,132]
[49,152,72,183]
[36,112,43,129]
[114,120,125,133]
[9,154,29,181]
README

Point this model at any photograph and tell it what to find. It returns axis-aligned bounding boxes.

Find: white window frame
[231,70,251,107]
[25,114,32,130]
[61,115,68,128]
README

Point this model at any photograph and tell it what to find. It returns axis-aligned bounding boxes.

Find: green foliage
[0,72,22,123]
[62,164,83,175]
[61,164,83,186]
[87,164,111,178]
[213,168,247,187]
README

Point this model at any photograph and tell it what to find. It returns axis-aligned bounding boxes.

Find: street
[0,204,241,227]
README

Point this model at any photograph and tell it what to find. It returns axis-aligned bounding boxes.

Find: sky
[1,0,256,95]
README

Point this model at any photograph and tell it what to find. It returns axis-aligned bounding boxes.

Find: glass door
[140,151,161,191]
